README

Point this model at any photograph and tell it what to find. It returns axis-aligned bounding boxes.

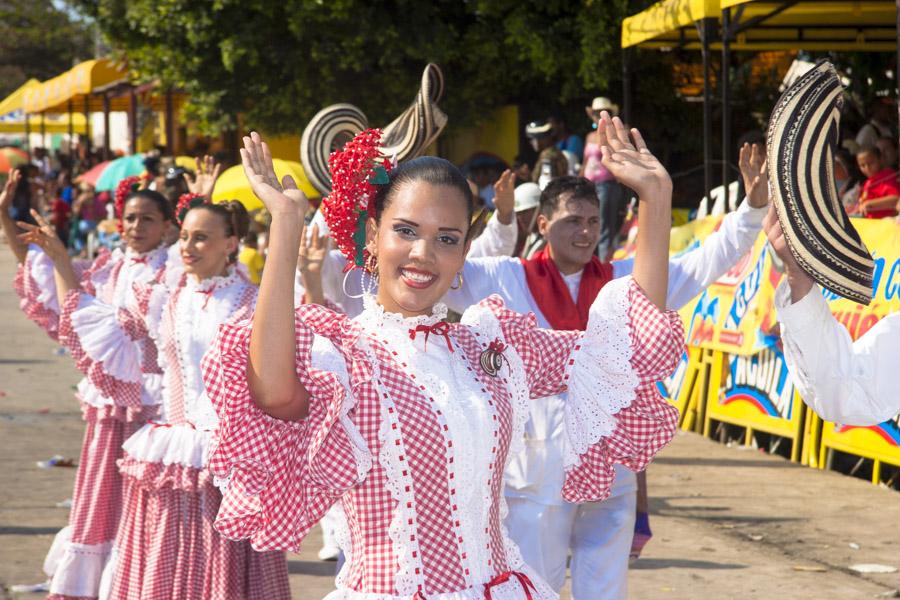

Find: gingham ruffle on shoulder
[202,303,370,551]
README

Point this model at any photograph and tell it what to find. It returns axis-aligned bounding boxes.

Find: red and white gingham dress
[202,276,684,600]
[17,244,169,600]
[100,268,291,600]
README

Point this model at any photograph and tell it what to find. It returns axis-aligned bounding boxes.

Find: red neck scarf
[521,248,614,331]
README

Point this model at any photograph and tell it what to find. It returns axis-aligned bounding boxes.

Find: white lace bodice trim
[360,294,448,329]
[167,269,253,429]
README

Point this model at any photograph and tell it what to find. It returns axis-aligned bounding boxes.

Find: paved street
[1,248,899,599]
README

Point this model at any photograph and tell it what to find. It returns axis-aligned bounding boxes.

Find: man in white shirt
[767,206,900,425]
[443,146,770,600]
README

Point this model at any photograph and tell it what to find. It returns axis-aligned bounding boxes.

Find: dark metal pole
[702,17,714,204]
[129,87,138,154]
[24,113,30,153]
[40,113,46,149]
[165,89,175,155]
[102,94,111,160]
[623,47,633,124]
[722,8,732,209]
[83,96,91,155]
[67,100,74,150]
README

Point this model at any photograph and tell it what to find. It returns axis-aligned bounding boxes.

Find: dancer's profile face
[537,193,601,275]
[122,197,168,254]
[178,208,237,280]
[368,181,471,318]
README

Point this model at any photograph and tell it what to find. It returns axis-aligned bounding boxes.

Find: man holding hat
[763,60,899,428]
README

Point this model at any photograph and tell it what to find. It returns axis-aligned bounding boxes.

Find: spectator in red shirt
[856,145,900,218]
[50,195,71,247]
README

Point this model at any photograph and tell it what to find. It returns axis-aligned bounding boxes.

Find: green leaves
[72,0,647,137]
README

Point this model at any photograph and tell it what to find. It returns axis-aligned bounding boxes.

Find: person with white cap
[582,97,629,260]
[513,181,544,258]
[526,120,570,190]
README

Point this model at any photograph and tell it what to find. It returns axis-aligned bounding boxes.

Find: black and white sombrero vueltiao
[766,60,875,305]
[301,63,448,195]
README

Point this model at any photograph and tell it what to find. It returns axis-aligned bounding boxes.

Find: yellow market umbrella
[175,156,197,170]
[212,159,319,210]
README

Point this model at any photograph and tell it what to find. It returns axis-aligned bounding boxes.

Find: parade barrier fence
[646,215,900,484]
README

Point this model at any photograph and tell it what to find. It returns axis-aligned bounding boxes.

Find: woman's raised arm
[241,132,311,420]
[596,112,672,309]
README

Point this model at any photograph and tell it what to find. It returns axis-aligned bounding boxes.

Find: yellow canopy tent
[23,59,129,114]
[0,79,88,135]
[621,0,900,201]
[622,0,897,52]
[22,58,189,155]
[0,79,40,118]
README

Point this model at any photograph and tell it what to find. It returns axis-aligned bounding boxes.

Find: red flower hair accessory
[114,176,143,234]
[175,192,207,226]
[321,128,392,269]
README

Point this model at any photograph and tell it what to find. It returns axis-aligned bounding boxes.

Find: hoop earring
[450,271,464,290]
[342,267,366,299]
[343,258,380,299]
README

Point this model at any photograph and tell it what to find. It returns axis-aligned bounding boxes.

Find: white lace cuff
[562,276,639,469]
[68,294,143,384]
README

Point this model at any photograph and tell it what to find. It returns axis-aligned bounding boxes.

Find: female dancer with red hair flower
[202,115,684,599]
[3,171,174,600]
[23,193,290,599]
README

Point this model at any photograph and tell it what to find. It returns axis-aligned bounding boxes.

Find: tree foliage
[0,0,94,100]
[73,0,655,135]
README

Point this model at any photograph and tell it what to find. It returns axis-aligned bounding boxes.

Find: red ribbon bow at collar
[130,255,150,265]
[484,571,537,600]
[408,321,454,353]
[196,285,217,310]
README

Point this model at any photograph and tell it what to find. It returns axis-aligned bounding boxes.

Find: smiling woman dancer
[202,114,684,599]
[21,193,290,599]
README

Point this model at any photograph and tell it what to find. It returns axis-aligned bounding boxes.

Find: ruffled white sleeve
[57,290,148,408]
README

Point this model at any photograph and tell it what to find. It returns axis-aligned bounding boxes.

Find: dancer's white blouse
[203,276,685,599]
[61,265,256,470]
[776,283,900,425]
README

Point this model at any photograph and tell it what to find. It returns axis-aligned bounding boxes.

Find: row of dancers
[3,114,772,599]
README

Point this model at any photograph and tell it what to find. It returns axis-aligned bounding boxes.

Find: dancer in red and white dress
[202,123,683,599]
[4,175,175,600]
[72,199,290,600]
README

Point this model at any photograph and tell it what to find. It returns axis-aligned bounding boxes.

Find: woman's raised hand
[17,209,68,263]
[241,131,308,220]
[739,143,769,209]
[0,169,21,212]
[298,223,328,305]
[184,155,222,199]
[597,111,672,203]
